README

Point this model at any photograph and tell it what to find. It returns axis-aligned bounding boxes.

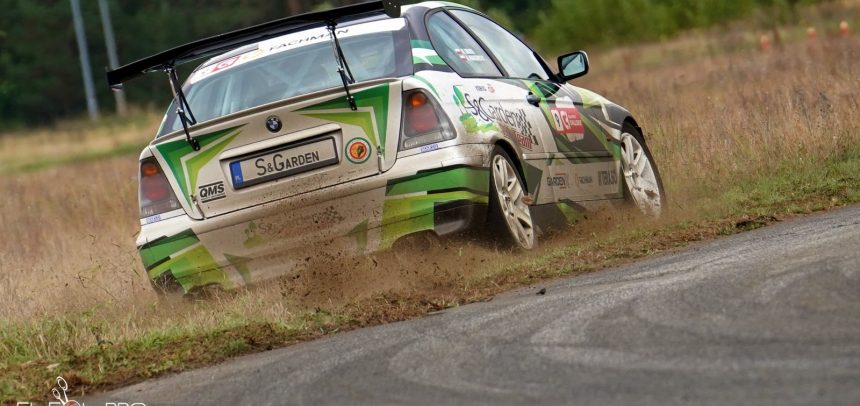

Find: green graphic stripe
[140,229,198,270]
[299,84,390,147]
[225,253,252,285]
[557,202,584,223]
[186,132,239,198]
[573,87,606,109]
[413,55,447,66]
[147,244,231,291]
[411,39,433,49]
[140,228,233,292]
[411,40,447,66]
[386,167,490,197]
[349,220,370,253]
[580,113,620,160]
[155,126,244,206]
[381,191,489,247]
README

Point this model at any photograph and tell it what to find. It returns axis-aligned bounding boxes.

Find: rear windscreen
[158,18,409,137]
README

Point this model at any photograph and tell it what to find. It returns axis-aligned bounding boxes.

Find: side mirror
[557,51,590,81]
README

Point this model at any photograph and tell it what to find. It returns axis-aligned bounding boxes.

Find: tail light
[400,90,455,151]
[139,157,182,219]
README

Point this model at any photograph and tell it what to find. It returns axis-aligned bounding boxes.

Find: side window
[450,10,550,81]
[427,12,501,77]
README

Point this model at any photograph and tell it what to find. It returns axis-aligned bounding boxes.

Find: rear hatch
[149,80,403,219]
[146,17,411,219]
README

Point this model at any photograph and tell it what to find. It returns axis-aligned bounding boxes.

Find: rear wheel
[619,123,665,218]
[488,146,536,250]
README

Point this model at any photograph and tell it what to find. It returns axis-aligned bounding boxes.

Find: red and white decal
[550,107,585,142]
[211,56,240,73]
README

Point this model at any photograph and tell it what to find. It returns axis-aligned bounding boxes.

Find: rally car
[107,0,665,293]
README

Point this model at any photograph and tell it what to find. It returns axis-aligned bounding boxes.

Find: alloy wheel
[492,154,535,249]
[620,132,663,217]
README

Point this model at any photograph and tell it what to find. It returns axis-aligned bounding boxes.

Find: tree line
[0,0,822,128]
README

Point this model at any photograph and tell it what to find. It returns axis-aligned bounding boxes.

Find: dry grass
[0,111,160,173]
[1,14,860,403]
[582,33,860,205]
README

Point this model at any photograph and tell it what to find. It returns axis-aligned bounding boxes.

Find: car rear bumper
[138,144,492,293]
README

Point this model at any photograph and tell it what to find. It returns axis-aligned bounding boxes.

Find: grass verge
[2,151,858,403]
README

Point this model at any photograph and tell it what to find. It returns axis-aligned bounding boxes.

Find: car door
[449,9,621,203]
[426,10,556,204]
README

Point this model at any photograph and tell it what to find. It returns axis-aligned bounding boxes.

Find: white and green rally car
[107,0,665,293]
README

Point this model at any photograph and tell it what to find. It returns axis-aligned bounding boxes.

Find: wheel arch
[622,116,643,136]
[492,139,529,192]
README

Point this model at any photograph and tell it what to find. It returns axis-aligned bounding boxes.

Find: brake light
[139,157,182,220]
[142,175,170,201]
[400,90,455,151]
[406,92,439,135]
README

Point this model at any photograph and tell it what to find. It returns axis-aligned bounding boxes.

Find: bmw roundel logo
[265,116,282,133]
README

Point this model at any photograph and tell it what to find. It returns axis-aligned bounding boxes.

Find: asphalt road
[88,205,860,405]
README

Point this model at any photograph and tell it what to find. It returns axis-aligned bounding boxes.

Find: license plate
[230,137,338,189]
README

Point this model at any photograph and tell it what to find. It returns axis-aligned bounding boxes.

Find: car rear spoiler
[105,0,401,88]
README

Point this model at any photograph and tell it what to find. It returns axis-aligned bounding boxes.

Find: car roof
[193,1,474,74]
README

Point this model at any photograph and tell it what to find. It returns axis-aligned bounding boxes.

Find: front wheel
[619,124,666,218]
[488,147,536,250]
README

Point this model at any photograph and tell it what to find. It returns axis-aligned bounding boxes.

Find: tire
[619,122,666,218]
[487,146,536,249]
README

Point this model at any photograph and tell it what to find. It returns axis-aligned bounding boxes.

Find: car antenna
[326,20,357,111]
[164,64,201,151]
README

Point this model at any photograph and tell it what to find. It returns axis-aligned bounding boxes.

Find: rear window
[158,18,410,137]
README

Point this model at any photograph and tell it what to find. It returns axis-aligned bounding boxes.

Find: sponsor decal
[598,170,618,186]
[266,29,349,53]
[550,106,585,142]
[420,143,440,153]
[500,126,534,150]
[459,91,538,150]
[454,48,487,62]
[243,221,266,249]
[546,174,570,189]
[188,49,263,84]
[231,138,338,189]
[198,181,226,203]
[211,55,240,74]
[578,175,593,185]
[346,138,371,164]
[143,214,162,224]
[155,125,243,207]
[472,84,496,93]
[254,151,322,175]
[189,19,406,84]
[453,87,500,135]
